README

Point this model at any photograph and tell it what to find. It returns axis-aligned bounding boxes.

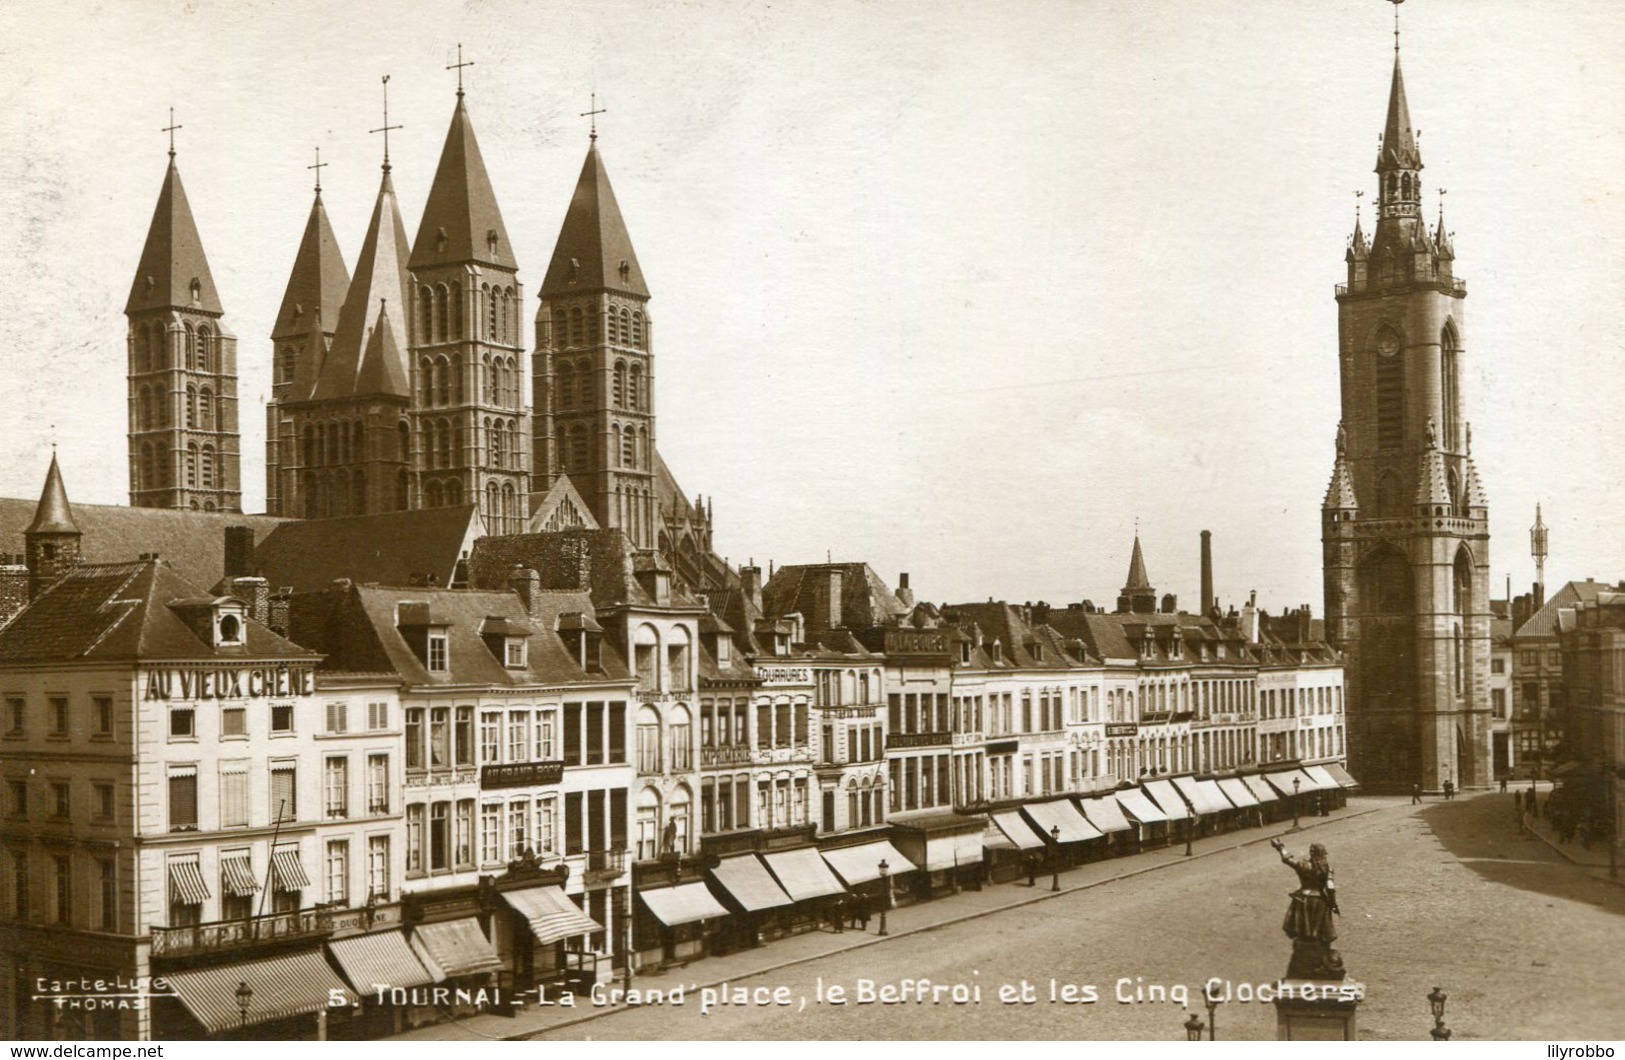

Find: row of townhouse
[0,471,1348,1040]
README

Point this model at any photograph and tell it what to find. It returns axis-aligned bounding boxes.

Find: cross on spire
[370,74,404,172]
[308,145,328,195]
[581,92,607,141]
[162,108,182,159]
[447,43,474,97]
[1354,189,1364,225]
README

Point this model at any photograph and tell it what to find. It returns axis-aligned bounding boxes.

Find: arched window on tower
[301,426,315,467]
[352,420,365,462]
[182,323,195,369]
[436,357,452,406]
[185,444,199,488]
[569,307,584,346]
[450,281,462,340]
[638,425,648,469]
[614,361,626,407]
[353,470,366,514]
[632,310,644,348]
[587,306,600,345]
[1375,328,1404,450]
[610,423,622,467]
[195,326,212,372]
[436,418,453,469]
[198,387,214,430]
[141,444,155,492]
[450,354,462,404]
[185,385,198,428]
[629,363,643,411]
[578,363,593,409]
[502,482,516,534]
[200,446,215,489]
[436,285,450,343]
[1441,324,1460,451]
[568,424,588,472]
[557,362,575,412]
[486,481,499,526]
[620,308,632,347]
[489,286,499,341]
[425,480,443,509]
[279,347,297,385]
[420,286,435,343]
[553,309,568,349]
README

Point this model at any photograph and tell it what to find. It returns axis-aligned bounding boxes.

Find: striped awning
[1113,787,1168,825]
[1020,799,1103,843]
[327,930,440,993]
[409,918,502,978]
[1322,762,1360,789]
[763,847,847,901]
[163,949,354,1035]
[498,886,603,946]
[640,882,729,927]
[168,859,210,905]
[709,854,794,912]
[1142,779,1193,821]
[1174,776,1234,816]
[1078,796,1134,834]
[1265,769,1317,797]
[819,840,914,886]
[270,848,310,892]
[220,855,260,898]
[1303,765,1343,791]
[1241,774,1279,803]
[991,810,1045,850]
[1217,777,1260,808]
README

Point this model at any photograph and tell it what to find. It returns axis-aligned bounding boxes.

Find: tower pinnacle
[370,75,403,173]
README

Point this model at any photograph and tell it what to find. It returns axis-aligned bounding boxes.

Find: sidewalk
[1521,806,1622,881]
[385,799,1388,1041]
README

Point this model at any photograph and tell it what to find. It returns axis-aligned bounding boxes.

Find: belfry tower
[531,130,657,548]
[124,130,242,512]
[1322,9,1492,792]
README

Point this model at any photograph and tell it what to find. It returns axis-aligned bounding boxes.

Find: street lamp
[1050,825,1061,891]
[1292,776,1302,830]
[1204,987,1222,1041]
[234,980,253,1030]
[877,859,890,937]
[1427,985,1451,1041]
[1183,815,1194,857]
[1183,1012,1205,1041]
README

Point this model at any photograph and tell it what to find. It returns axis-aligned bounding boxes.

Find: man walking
[1411,783,1422,806]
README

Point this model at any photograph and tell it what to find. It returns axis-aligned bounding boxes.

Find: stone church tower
[1323,35,1492,793]
[125,146,242,512]
[531,136,657,548]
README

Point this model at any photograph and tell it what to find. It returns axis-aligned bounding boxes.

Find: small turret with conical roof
[25,454,82,598]
[1116,534,1157,615]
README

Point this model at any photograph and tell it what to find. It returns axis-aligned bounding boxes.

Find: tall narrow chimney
[1200,529,1214,615]
[740,563,763,611]
[896,572,915,609]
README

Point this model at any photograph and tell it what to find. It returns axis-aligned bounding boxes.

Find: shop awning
[1020,799,1103,843]
[328,930,440,993]
[1241,774,1279,803]
[1321,762,1360,789]
[270,847,310,892]
[1174,776,1234,816]
[1142,778,1193,821]
[763,847,848,901]
[918,829,985,871]
[1078,796,1135,834]
[991,811,1045,849]
[167,859,210,905]
[408,917,502,978]
[709,854,794,912]
[164,949,354,1035]
[220,855,259,898]
[820,840,914,886]
[1303,765,1343,791]
[1113,788,1168,825]
[1217,777,1260,808]
[499,886,603,946]
[640,881,730,927]
[983,819,1018,851]
[1265,770,1317,797]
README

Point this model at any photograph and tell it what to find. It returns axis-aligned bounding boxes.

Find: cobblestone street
[542,794,1625,1041]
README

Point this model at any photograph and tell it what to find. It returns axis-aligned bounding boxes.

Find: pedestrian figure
[1025,852,1039,887]
[831,895,846,933]
[1443,778,1454,801]
[1500,775,1509,794]
[1514,789,1523,815]
[1411,783,1422,805]
[1529,785,1539,816]
[857,893,871,931]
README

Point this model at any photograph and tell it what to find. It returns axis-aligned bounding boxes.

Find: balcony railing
[886,730,952,750]
[701,745,754,767]
[585,847,628,880]
[151,907,333,958]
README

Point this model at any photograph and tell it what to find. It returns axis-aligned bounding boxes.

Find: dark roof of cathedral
[0,559,312,664]
[540,142,649,298]
[273,190,350,342]
[409,95,516,271]
[252,505,483,593]
[26,456,79,535]
[0,495,286,590]
[1377,55,1422,172]
[125,157,223,315]
[311,170,413,401]
[1122,534,1153,592]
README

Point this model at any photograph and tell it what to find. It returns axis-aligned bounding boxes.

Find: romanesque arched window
[436,356,452,406]
[553,309,568,349]
[1441,323,1460,451]
[420,286,435,343]
[279,347,297,385]
[619,308,632,347]
[450,281,462,340]
[614,360,627,407]
[577,362,594,408]
[557,362,575,412]
[568,424,588,472]
[631,310,643,348]
[488,286,499,341]
[198,387,214,430]
[195,325,212,372]
[436,285,450,343]
[185,443,199,488]
[185,385,197,428]
[629,363,643,411]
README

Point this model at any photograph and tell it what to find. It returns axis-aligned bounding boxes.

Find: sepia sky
[1,0,1622,612]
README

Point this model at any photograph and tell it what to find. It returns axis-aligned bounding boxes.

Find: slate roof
[311,170,413,401]
[939,602,1092,669]
[540,142,649,298]
[0,496,287,591]
[289,582,629,688]
[25,456,78,535]
[409,95,516,271]
[1514,580,1617,641]
[253,506,482,593]
[1122,535,1152,591]
[272,190,350,343]
[125,156,222,315]
[761,563,911,632]
[0,560,313,664]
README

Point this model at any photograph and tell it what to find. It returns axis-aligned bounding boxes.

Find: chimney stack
[230,576,271,627]
[224,526,256,580]
[1200,529,1214,614]
[896,572,915,609]
[740,562,763,611]
[509,565,542,618]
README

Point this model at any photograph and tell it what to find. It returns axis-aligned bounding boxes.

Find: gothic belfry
[124,132,242,512]
[531,130,657,548]
[1322,11,1492,792]
[408,76,529,534]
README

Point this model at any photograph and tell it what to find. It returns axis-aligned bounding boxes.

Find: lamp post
[1050,825,1061,891]
[1183,815,1194,857]
[1183,1012,1205,1041]
[234,980,253,1030]
[877,859,890,937]
[1292,776,1302,830]
[1427,985,1451,1041]
[1204,987,1222,1041]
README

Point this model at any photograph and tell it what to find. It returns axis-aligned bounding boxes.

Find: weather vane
[581,92,607,141]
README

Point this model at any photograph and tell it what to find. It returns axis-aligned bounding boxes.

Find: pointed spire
[1462,455,1489,511]
[1124,534,1152,591]
[125,155,222,315]
[355,299,410,397]
[409,93,515,270]
[312,170,412,401]
[273,185,350,343]
[1323,425,1358,511]
[26,454,79,535]
[1376,53,1422,174]
[540,142,649,297]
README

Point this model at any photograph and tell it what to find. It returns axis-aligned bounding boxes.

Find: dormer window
[505,638,527,669]
[716,635,732,668]
[427,633,449,673]
[959,642,971,665]
[218,613,242,645]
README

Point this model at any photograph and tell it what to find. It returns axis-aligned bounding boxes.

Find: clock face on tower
[1377,332,1400,357]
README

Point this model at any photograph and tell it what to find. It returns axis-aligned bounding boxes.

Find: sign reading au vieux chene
[143,665,316,701]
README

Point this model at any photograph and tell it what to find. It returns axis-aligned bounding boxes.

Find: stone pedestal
[1273,983,1362,1040]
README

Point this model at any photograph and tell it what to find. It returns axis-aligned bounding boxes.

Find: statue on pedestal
[1270,838,1345,980]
